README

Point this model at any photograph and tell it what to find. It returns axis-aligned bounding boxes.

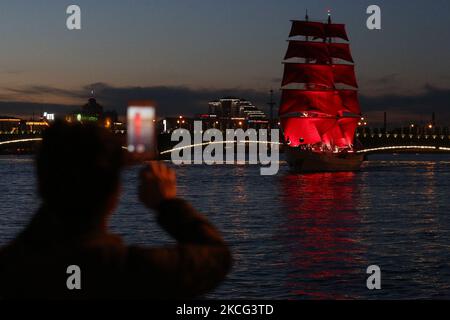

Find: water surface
[1,154,450,299]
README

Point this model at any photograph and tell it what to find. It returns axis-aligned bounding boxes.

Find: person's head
[36,121,125,230]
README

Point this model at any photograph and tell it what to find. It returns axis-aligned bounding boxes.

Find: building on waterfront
[207,98,267,121]
[65,95,124,132]
[0,95,125,136]
[21,121,49,133]
[66,96,106,123]
[159,116,194,133]
[0,117,22,134]
[0,117,49,134]
[158,98,269,134]
[203,97,269,131]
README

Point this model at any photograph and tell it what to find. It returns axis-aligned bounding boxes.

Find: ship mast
[267,89,275,128]
[279,11,361,150]
[304,10,311,90]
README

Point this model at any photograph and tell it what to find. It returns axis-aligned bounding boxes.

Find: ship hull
[285,147,364,173]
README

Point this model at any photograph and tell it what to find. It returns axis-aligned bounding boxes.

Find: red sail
[284,41,330,61]
[289,21,325,38]
[321,123,348,147]
[281,117,336,147]
[282,118,321,146]
[338,90,360,115]
[328,43,353,62]
[280,90,343,116]
[338,118,359,145]
[282,63,334,87]
[332,64,358,88]
[315,119,342,142]
[325,24,349,41]
[280,20,359,148]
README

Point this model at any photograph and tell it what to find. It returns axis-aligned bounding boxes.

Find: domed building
[82,97,104,116]
[65,94,121,131]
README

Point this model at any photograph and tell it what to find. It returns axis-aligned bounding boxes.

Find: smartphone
[127,101,157,161]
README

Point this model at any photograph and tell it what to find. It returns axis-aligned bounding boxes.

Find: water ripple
[1,155,450,299]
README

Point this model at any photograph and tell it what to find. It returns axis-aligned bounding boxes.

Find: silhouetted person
[0,121,231,299]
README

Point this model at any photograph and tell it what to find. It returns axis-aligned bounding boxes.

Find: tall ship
[279,12,364,172]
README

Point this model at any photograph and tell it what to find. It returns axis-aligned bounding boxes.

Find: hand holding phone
[139,161,177,210]
[127,101,157,162]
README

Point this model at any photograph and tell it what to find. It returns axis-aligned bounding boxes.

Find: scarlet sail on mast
[284,41,354,63]
[279,17,361,148]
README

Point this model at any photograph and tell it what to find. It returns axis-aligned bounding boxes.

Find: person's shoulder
[122,244,172,268]
[80,234,128,260]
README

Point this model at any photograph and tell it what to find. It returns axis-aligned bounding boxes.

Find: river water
[1,154,450,299]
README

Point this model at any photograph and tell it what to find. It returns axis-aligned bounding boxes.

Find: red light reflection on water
[280,172,366,299]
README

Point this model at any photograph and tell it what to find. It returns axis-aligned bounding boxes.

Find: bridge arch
[159,140,282,155]
[358,145,450,154]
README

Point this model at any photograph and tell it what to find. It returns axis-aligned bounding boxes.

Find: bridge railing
[357,133,450,149]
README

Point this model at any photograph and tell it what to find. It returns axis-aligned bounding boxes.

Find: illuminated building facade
[0,117,21,134]
[0,117,49,134]
[159,98,269,134]
[205,98,269,130]
[65,96,124,131]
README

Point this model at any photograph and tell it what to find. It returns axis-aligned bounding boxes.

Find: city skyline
[0,0,450,125]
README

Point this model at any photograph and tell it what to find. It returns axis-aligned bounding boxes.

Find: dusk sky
[1,0,450,125]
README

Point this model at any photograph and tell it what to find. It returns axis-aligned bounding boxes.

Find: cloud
[0,83,278,118]
[360,84,450,125]
[0,69,24,75]
[1,83,450,127]
[365,73,399,86]
[83,83,276,116]
[359,73,402,96]
[3,86,79,99]
[0,101,78,118]
[271,77,282,84]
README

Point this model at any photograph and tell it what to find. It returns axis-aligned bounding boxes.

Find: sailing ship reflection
[280,172,366,299]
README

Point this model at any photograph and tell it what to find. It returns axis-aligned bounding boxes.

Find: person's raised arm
[126,161,232,298]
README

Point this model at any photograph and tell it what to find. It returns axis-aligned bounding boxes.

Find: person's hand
[139,161,177,210]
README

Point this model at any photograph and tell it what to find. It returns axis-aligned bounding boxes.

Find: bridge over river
[2,132,450,156]
[356,132,450,154]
